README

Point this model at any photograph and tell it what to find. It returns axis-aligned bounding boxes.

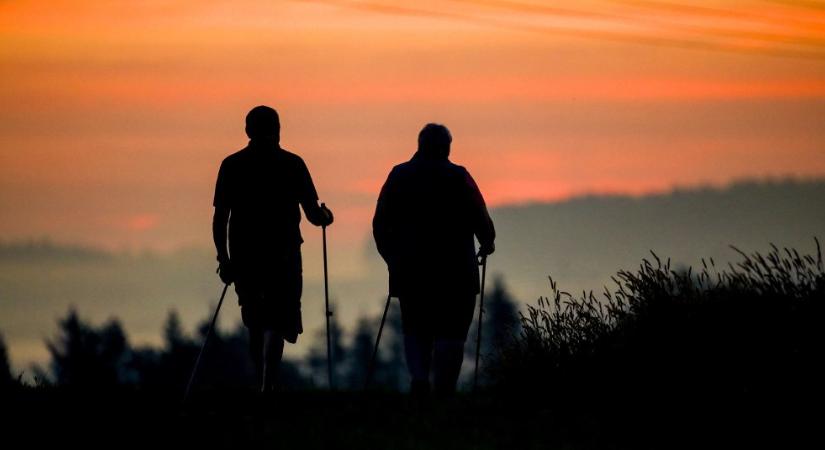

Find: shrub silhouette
[490,239,824,445]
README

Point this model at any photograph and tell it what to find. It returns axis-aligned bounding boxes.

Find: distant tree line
[0,278,521,392]
[0,333,13,388]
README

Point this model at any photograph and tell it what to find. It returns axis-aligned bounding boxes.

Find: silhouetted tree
[127,345,161,388]
[164,310,189,351]
[307,302,347,388]
[158,310,198,389]
[307,304,347,387]
[0,332,13,387]
[39,306,311,391]
[126,310,195,390]
[467,276,521,385]
[371,300,406,391]
[46,309,132,387]
[345,317,375,389]
[483,276,521,351]
[188,313,255,390]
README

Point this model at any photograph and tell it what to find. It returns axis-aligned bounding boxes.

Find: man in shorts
[213,105,333,392]
[372,123,496,395]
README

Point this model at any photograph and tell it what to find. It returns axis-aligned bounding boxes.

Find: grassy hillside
[2,240,822,449]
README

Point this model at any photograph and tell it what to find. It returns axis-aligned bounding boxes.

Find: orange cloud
[123,214,160,232]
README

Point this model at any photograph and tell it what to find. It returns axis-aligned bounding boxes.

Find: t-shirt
[213,143,318,260]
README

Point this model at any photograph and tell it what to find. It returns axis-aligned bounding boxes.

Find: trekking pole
[321,204,334,390]
[183,282,229,403]
[364,294,392,390]
[473,255,488,392]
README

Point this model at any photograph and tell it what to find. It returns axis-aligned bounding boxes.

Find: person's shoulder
[278,147,308,166]
[222,146,249,164]
[219,147,249,172]
[393,160,412,171]
[387,160,414,178]
[446,161,478,187]
[447,160,466,171]
[445,160,470,175]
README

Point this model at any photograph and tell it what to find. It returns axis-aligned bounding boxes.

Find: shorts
[234,249,303,343]
[398,293,476,340]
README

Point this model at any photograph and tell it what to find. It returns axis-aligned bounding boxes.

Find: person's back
[217,144,318,262]
[376,154,486,297]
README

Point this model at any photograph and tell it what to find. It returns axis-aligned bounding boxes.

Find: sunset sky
[1,0,824,263]
[2,0,825,373]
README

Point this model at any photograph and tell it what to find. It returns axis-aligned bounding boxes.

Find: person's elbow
[212,207,229,229]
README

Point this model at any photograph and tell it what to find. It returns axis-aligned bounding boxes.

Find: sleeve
[464,169,496,250]
[297,156,331,226]
[213,160,230,208]
[297,157,320,204]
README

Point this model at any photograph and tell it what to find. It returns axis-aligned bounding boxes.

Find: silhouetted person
[373,123,495,395]
[213,105,333,392]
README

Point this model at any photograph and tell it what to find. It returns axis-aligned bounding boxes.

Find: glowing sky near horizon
[1,0,825,259]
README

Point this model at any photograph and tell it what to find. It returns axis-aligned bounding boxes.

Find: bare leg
[433,338,465,395]
[261,330,284,392]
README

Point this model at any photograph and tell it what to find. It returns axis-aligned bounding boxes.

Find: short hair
[245,105,280,139]
[417,123,452,158]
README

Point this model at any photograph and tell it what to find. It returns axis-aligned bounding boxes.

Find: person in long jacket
[373,123,496,394]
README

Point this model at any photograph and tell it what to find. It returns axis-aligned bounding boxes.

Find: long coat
[372,152,495,297]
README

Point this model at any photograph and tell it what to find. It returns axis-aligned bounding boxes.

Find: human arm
[296,157,333,227]
[212,206,234,284]
[212,206,231,264]
[464,170,496,257]
[212,161,234,284]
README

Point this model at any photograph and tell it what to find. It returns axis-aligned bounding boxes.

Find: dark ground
[5,387,553,450]
[3,385,817,450]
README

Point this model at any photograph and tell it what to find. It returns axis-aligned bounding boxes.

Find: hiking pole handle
[320,202,332,227]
